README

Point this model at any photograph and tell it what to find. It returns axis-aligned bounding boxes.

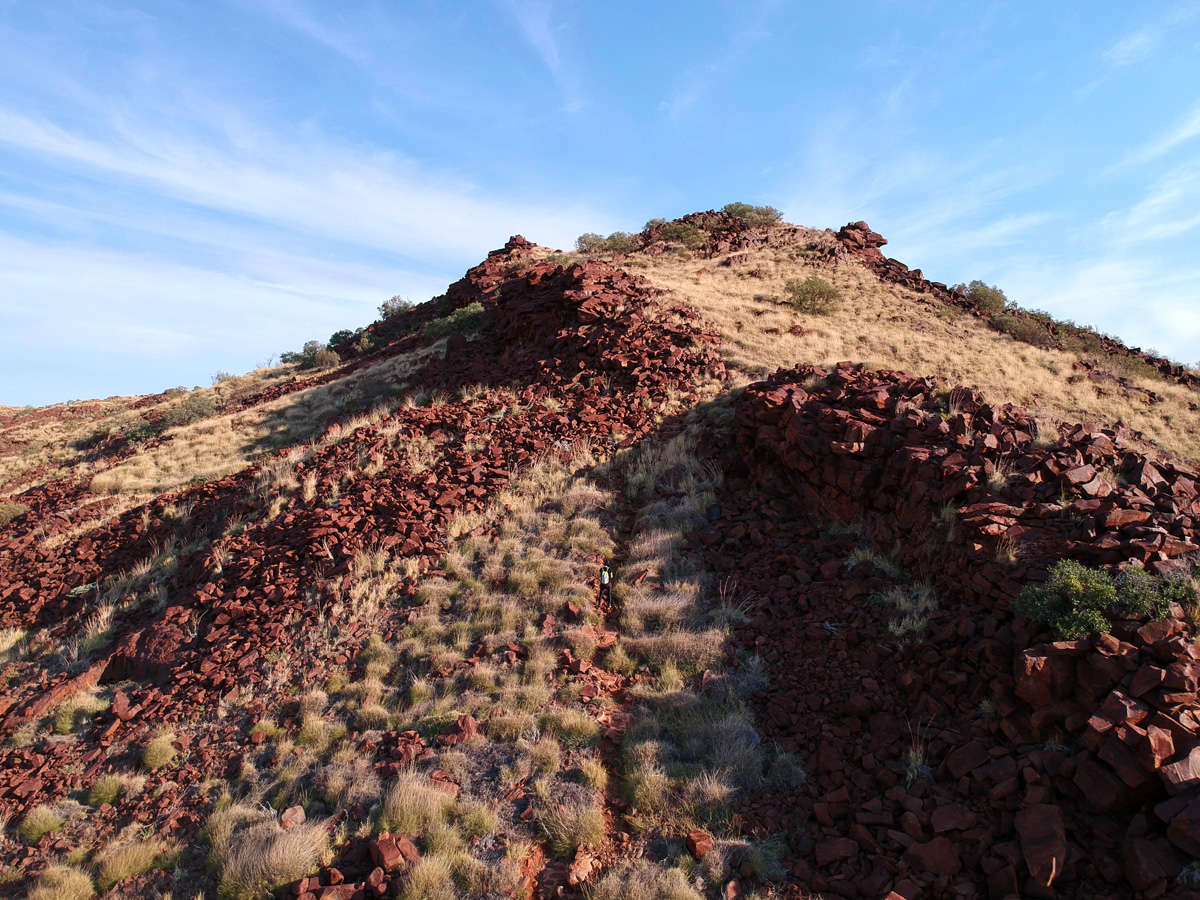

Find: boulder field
[697,362,1200,898]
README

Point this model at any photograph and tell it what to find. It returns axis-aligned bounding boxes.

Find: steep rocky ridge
[2,214,1200,899]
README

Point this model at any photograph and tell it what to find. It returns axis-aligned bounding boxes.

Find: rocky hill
[2,213,1200,900]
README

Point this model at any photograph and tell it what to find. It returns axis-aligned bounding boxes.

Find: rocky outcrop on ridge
[0,237,724,894]
[836,222,1198,389]
[698,363,1200,898]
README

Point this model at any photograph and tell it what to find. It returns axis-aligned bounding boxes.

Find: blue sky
[2,1,1199,405]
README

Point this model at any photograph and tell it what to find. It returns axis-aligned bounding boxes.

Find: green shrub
[161,393,216,429]
[783,276,841,315]
[1015,560,1116,639]
[603,231,637,254]
[643,218,668,230]
[1104,352,1165,383]
[722,202,783,228]
[313,348,341,369]
[328,329,355,346]
[143,732,178,769]
[422,302,487,344]
[1058,320,1107,356]
[991,313,1054,349]
[954,280,1008,315]
[575,233,606,253]
[659,222,706,250]
[0,500,30,527]
[124,420,159,444]
[88,774,124,807]
[380,295,414,318]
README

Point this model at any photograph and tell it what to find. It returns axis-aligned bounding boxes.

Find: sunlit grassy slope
[621,241,1200,463]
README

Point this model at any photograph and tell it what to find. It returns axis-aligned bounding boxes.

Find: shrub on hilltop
[784,275,841,315]
[991,312,1055,349]
[379,295,414,318]
[575,231,637,255]
[658,222,706,249]
[722,202,783,228]
[313,348,340,370]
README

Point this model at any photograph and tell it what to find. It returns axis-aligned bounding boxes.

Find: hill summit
[2,210,1200,900]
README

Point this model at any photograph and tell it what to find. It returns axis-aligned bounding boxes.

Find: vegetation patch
[0,500,29,527]
[422,303,488,344]
[722,202,783,228]
[1014,559,1191,639]
[28,865,94,900]
[783,275,841,315]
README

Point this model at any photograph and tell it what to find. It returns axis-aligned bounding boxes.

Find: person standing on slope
[598,563,613,604]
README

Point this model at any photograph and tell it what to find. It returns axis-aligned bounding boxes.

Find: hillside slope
[1,216,1200,900]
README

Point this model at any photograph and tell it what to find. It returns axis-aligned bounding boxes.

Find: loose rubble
[694,362,1200,897]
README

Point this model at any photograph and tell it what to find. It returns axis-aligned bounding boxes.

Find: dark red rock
[902,837,961,876]
[687,829,716,859]
[1015,804,1067,888]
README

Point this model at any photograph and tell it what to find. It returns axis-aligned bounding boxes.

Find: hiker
[598,563,612,603]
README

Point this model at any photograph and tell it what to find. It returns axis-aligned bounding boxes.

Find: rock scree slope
[1,215,1200,900]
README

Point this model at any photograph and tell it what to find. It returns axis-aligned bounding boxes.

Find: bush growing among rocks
[1014,559,1183,639]
[658,222,706,250]
[422,302,487,345]
[991,312,1054,349]
[379,295,414,318]
[143,732,178,769]
[953,279,1008,315]
[161,393,217,429]
[575,232,637,254]
[721,202,783,228]
[28,864,94,900]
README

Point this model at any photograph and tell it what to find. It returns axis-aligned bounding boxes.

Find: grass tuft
[377,772,457,837]
[28,864,95,900]
[143,732,178,769]
[20,804,66,843]
[95,838,165,890]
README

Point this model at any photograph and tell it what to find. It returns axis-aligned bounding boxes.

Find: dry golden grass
[88,344,445,495]
[630,247,1200,461]
[377,772,457,837]
[589,861,703,900]
[535,784,605,857]
[142,732,177,769]
[0,367,300,496]
[27,864,95,900]
[215,819,330,900]
[94,837,166,890]
[19,804,66,842]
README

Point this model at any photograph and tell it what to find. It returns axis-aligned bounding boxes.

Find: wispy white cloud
[1103,1,1200,66]
[0,228,437,403]
[0,103,593,262]
[1103,160,1200,240]
[248,0,367,63]
[1002,254,1200,363]
[1113,99,1200,169]
[497,0,587,112]
[658,6,775,123]
[1103,27,1162,66]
